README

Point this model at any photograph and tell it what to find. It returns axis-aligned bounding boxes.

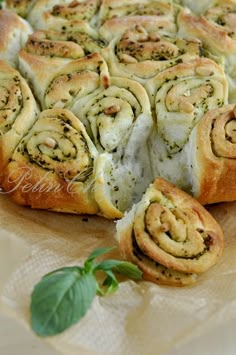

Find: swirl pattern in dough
[116,178,224,286]
[102,24,202,83]
[18,52,109,110]
[146,57,228,155]
[99,0,177,24]
[2,108,99,214]
[184,104,236,204]
[0,60,39,182]
[178,3,236,101]
[87,77,153,218]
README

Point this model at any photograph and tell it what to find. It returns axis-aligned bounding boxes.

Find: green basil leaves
[30,247,142,337]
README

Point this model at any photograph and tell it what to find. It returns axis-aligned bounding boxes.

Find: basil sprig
[30,247,142,337]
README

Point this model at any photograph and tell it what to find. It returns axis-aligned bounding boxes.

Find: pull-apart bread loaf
[0,0,232,285]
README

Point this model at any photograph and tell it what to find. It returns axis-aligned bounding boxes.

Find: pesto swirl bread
[0,10,32,68]
[183,104,236,204]
[116,178,224,286]
[101,24,202,83]
[27,0,101,29]
[85,77,154,218]
[2,109,99,214]
[98,0,177,25]
[147,57,228,188]
[178,3,236,101]
[0,60,39,183]
[18,52,109,110]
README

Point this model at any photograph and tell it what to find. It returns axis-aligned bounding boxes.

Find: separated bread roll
[2,109,99,214]
[147,58,228,188]
[101,25,202,83]
[184,104,236,204]
[0,60,39,183]
[0,10,32,68]
[116,178,224,286]
[18,52,109,109]
[178,3,236,101]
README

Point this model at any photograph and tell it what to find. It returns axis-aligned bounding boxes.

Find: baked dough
[178,3,236,101]
[18,52,109,109]
[2,108,99,214]
[116,178,224,286]
[184,104,236,204]
[101,25,202,83]
[0,10,32,68]
[0,60,39,182]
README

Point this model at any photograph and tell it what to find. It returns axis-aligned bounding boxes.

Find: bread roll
[87,77,154,218]
[2,109,99,214]
[18,52,109,109]
[147,58,228,188]
[101,25,202,83]
[0,10,32,68]
[0,60,39,183]
[27,0,100,29]
[178,4,236,101]
[184,104,236,204]
[116,178,224,286]
[98,0,177,25]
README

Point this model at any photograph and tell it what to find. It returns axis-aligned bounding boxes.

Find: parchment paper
[0,193,235,355]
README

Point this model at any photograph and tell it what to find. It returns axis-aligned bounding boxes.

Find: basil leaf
[113,262,143,280]
[87,246,115,262]
[102,270,119,296]
[31,269,97,337]
[93,259,126,271]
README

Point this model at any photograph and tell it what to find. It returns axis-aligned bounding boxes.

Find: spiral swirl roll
[102,25,202,83]
[183,104,236,204]
[85,77,153,219]
[2,109,99,214]
[27,0,100,29]
[24,25,106,61]
[116,178,224,286]
[71,76,152,156]
[146,57,228,155]
[0,60,39,182]
[99,0,176,24]
[19,52,109,110]
[178,4,236,101]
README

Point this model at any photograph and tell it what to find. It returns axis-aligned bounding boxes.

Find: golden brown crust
[0,10,32,67]
[102,25,202,83]
[0,60,39,183]
[117,178,224,286]
[178,8,236,55]
[25,30,85,59]
[99,0,177,25]
[18,52,110,109]
[99,15,176,42]
[186,104,236,204]
[2,109,99,214]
